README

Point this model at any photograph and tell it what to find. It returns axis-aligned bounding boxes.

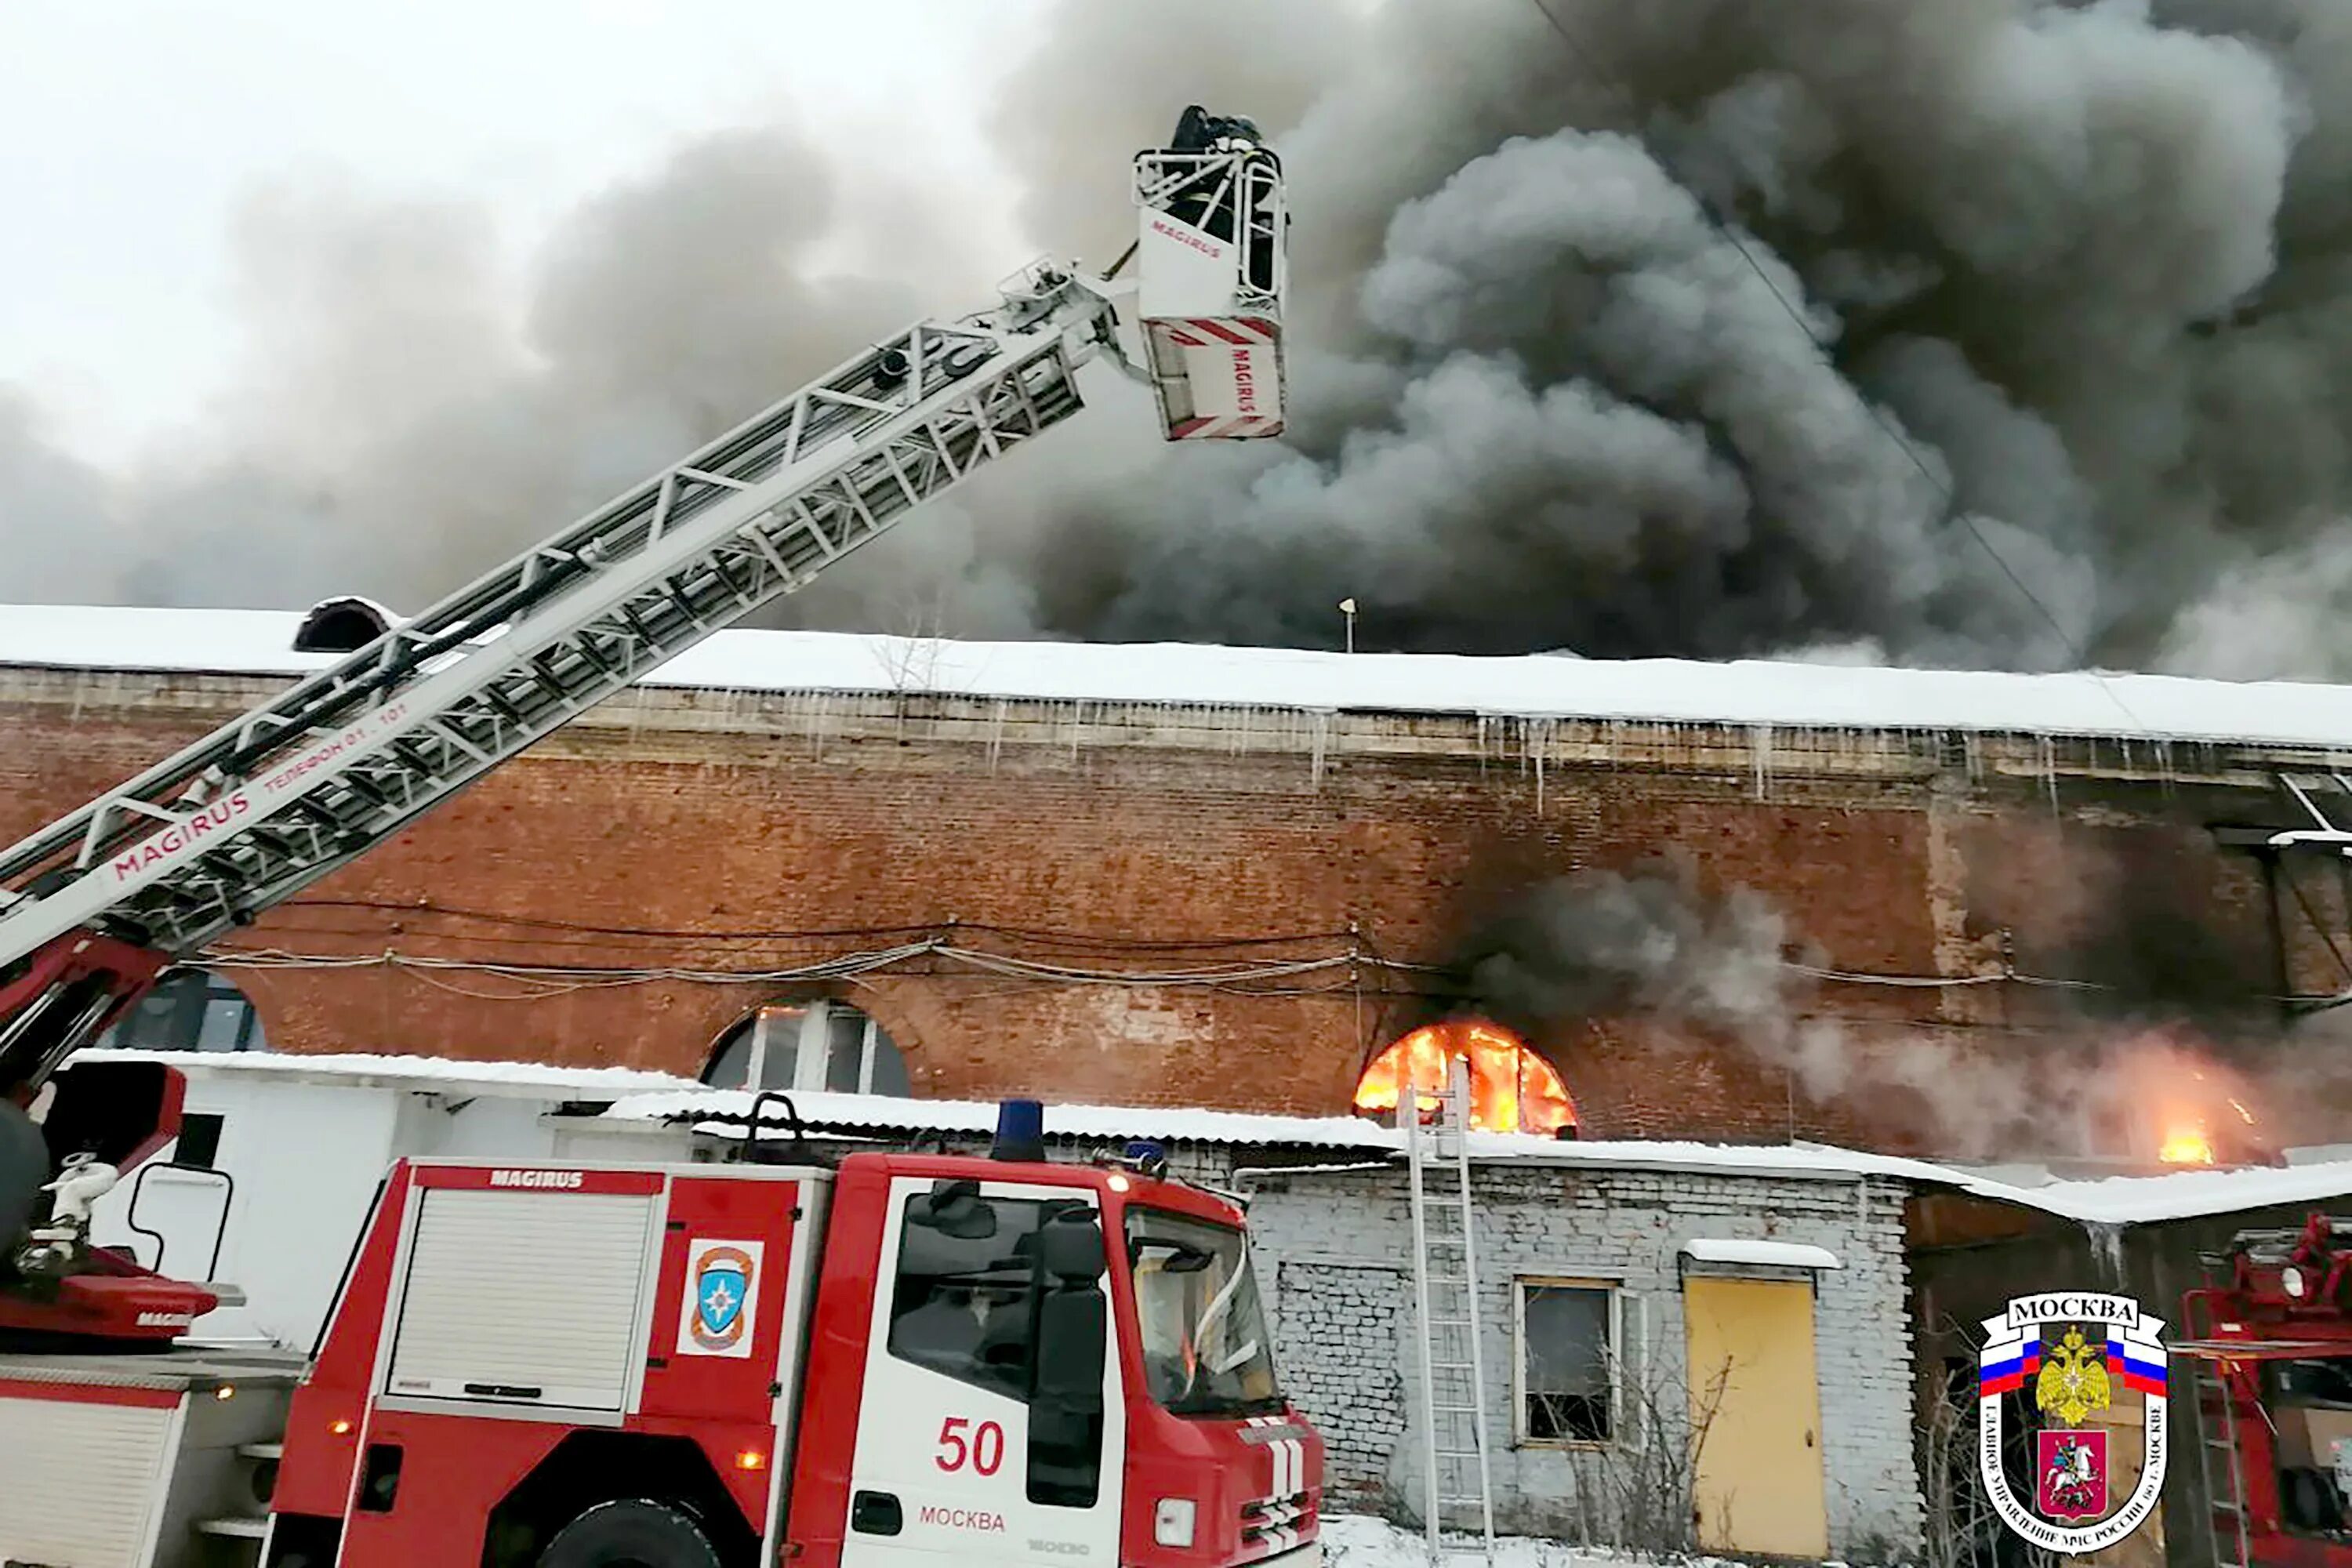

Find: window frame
[1512,1275,1625,1450]
[102,967,266,1054]
[881,1189,1102,1406]
[713,998,903,1095]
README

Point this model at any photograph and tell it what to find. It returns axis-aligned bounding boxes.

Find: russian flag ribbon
[1980,1322,2042,1398]
[2109,1321,2169,1398]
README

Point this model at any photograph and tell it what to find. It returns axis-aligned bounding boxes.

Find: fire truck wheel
[539,1499,724,1568]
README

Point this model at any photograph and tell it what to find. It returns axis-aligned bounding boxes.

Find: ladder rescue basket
[1134,106,1288,441]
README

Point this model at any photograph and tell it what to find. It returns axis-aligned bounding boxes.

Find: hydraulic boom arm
[0,109,1290,1111]
[0,266,1116,1091]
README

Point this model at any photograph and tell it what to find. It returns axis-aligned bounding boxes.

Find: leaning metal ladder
[1405,1057,1497,1562]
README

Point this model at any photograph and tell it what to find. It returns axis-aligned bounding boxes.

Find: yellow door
[1683,1276,1829,1559]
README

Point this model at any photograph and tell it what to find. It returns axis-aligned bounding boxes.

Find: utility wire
[205,937,2119,996]
[278,898,1351,953]
[1519,0,2151,737]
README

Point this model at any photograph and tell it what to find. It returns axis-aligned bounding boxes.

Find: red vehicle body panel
[2181,1214,2352,1567]
[266,1149,1319,1567]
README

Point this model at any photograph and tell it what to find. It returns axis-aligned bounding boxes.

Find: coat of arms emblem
[1979,1293,2169,1552]
[677,1239,763,1359]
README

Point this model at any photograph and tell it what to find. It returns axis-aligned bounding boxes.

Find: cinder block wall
[1236,1163,1924,1559]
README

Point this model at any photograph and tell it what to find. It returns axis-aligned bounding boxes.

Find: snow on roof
[1963,1162,2352,1227]
[11,603,2352,746]
[74,1047,699,1102]
[607,1084,1988,1185]
[492,1083,2352,1223]
[1681,1238,1843,1270]
[80,1048,2352,1225]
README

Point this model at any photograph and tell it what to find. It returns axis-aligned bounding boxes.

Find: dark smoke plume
[1461,855,2352,1162]
[16,2,2352,678]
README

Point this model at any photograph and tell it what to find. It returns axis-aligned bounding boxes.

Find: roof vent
[293,596,395,654]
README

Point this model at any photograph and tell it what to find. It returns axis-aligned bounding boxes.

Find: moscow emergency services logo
[1978,1292,2169,1552]
[677,1240,762,1359]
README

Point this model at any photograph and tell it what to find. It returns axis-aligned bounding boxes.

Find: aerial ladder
[0,107,1288,1345]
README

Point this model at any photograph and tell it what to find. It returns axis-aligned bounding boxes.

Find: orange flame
[1353,1020,1577,1135]
[2113,1027,2264,1167]
[2158,1123,2216,1165]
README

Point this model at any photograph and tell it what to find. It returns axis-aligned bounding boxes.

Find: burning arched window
[1353,1020,1577,1137]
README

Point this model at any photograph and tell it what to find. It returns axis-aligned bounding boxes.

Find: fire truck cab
[0,1106,1323,1568]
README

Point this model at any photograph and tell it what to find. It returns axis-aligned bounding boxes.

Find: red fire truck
[0,103,1310,1566]
[0,1101,1323,1566]
[2179,1212,2352,1566]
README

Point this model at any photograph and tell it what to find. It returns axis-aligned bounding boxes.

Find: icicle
[1309,713,1330,788]
[2085,1221,2126,1287]
[1534,720,1548,815]
[1750,722,1773,800]
[987,699,1007,772]
[2041,734,2060,816]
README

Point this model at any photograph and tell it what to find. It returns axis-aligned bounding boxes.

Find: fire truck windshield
[1126,1207,1283,1418]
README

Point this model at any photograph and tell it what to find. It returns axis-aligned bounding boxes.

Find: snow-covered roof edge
[1682,1239,1843,1270]
[73,1047,700,1101]
[83,1048,2352,1227]
[12,604,2352,748]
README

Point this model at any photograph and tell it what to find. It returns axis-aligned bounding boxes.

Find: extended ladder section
[1405,1058,1497,1563]
[0,261,1156,1094]
[1133,122,1287,441]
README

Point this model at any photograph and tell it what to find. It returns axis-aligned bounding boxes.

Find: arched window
[100,969,268,1054]
[702,999,909,1097]
[1353,1019,1577,1136]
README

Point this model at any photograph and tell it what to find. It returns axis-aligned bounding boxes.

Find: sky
[11,0,2352,683]
[0,0,1044,456]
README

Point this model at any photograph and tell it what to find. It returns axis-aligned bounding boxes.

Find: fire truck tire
[539,1499,724,1568]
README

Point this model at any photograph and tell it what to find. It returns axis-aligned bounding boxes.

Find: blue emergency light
[991,1098,1046,1162]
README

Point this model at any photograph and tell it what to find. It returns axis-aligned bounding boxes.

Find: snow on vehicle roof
[10,602,2352,746]
[1681,1238,1843,1270]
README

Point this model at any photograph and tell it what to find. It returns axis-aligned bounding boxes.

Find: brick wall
[1237,1162,1923,1559]
[0,666,2327,1154]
